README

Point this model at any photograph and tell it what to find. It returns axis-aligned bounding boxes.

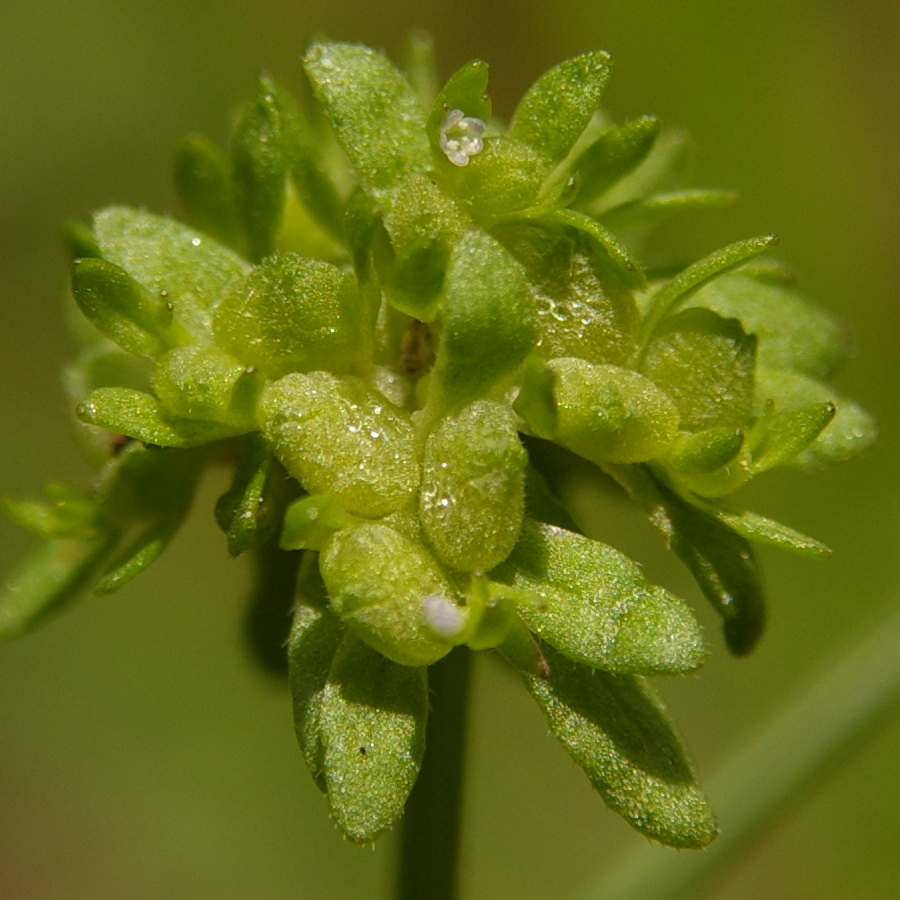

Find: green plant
[0,34,875,896]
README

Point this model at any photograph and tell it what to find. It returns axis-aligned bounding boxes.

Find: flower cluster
[1,39,875,848]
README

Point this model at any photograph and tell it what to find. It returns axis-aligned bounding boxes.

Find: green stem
[395,647,472,900]
[586,595,900,900]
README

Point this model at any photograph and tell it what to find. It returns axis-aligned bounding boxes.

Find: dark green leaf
[574,115,661,205]
[510,51,613,165]
[514,642,718,848]
[215,434,279,556]
[752,402,836,472]
[494,520,706,674]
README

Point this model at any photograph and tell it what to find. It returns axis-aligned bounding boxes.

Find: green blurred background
[1,1,897,897]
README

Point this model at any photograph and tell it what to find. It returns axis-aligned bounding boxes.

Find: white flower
[439,109,486,167]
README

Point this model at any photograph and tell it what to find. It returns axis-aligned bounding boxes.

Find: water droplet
[191,237,202,246]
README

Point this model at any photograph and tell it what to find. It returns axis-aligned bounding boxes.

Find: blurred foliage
[1,1,897,898]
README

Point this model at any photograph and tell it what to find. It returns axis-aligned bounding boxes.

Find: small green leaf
[93,518,182,594]
[666,427,745,475]
[214,434,279,556]
[509,51,613,166]
[173,134,241,249]
[213,252,361,378]
[311,632,428,842]
[513,354,558,439]
[755,369,877,467]
[541,208,647,290]
[320,523,457,666]
[686,271,849,379]
[600,189,738,232]
[258,373,420,517]
[427,229,536,417]
[63,220,101,260]
[447,136,547,220]
[419,400,527,572]
[77,387,242,448]
[574,115,661,206]
[641,234,778,343]
[71,257,177,357]
[548,358,679,464]
[496,221,640,367]
[640,308,757,432]
[513,642,718,848]
[93,206,249,338]
[280,494,362,552]
[752,402,836,472]
[303,42,430,192]
[604,463,766,655]
[242,538,302,677]
[231,75,303,261]
[151,345,262,428]
[289,600,346,790]
[494,520,706,674]
[0,534,118,643]
[700,503,832,558]
[2,484,99,541]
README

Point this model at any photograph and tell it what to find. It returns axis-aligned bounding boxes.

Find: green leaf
[604,464,766,655]
[304,631,429,842]
[213,252,361,378]
[288,600,346,791]
[280,494,362,552]
[446,136,547,220]
[303,42,430,192]
[93,206,249,338]
[509,51,613,166]
[541,208,647,290]
[173,134,241,249]
[0,534,118,643]
[93,517,183,594]
[77,387,242,448]
[513,642,717,848]
[64,219,101,259]
[495,222,640,367]
[640,307,757,432]
[320,523,458,666]
[151,345,262,428]
[230,75,303,261]
[666,427,745,475]
[419,400,527,572]
[242,538,302,677]
[427,229,536,418]
[685,271,849,379]
[600,188,738,232]
[755,369,877,467]
[574,115,661,206]
[2,484,99,541]
[548,358,679,464]
[258,373,420,518]
[494,520,706,675]
[751,402,836,472]
[214,434,279,556]
[700,502,832,558]
[71,257,177,357]
[640,234,778,343]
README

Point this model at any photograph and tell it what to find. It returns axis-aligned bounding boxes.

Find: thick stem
[395,647,472,900]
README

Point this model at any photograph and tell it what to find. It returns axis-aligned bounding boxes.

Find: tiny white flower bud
[422,593,467,638]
